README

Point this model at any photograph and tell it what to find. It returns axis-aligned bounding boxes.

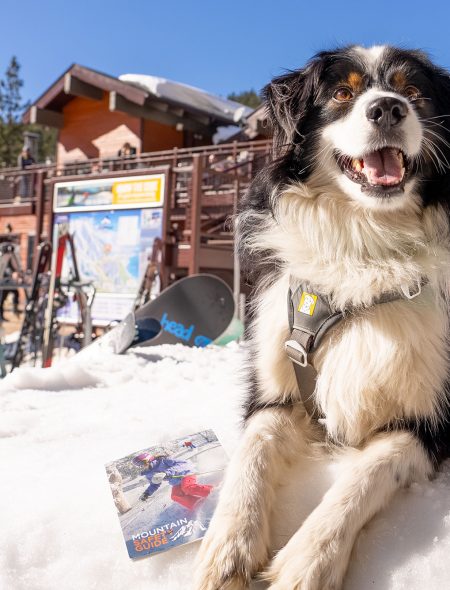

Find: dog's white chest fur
[315,289,449,443]
[249,186,450,445]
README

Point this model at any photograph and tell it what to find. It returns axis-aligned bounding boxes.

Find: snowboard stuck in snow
[133,273,235,348]
[105,429,228,559]
[80,273,235,355]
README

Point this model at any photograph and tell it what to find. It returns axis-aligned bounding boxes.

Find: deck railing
[0,139,273,275]
[0,139,272,205]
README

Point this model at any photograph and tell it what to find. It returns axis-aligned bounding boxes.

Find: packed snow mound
[0,343,449,590]
[119,74,252,124]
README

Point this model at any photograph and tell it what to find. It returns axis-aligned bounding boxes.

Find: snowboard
[77,314,161,356]
[134,273,235,348]
[79,274,235,355]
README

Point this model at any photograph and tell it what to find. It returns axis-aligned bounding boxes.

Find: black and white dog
[194,46,450,590]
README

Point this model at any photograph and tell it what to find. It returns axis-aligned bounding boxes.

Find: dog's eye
[333,87,354,102]
[405,85,421,101]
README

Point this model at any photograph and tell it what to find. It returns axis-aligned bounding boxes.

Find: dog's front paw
[193,510,269,590]
[264,523,349,590]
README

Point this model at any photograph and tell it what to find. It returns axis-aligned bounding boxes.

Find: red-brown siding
[57,95,142,164]
[142,119,184,153]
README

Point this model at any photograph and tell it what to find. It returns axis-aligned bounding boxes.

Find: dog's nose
[366,97,408,130]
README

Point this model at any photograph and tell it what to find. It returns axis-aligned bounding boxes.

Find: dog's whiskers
[424,127,450,150]
[421,137,449,173]
[422,131,450,171]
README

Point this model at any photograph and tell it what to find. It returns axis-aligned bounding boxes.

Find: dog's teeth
[352,159,362,172]
[398,152,404,166]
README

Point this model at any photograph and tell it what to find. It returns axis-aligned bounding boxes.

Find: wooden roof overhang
[23,64,235,136]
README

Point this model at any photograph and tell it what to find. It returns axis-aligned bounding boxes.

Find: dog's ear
[418,54,450,177]
[424,66,450,205]
[263,58,324,155]
[409,52,450,206]
[430,69,450,135]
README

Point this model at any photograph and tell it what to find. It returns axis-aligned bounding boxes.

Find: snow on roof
[212,125,242,144]
[119,74,253,125]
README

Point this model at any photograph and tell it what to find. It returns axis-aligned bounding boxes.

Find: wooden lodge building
[0,63,271,297]
[24,64,258,162]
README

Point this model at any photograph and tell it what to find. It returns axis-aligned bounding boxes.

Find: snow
[212,125,242,145]
[119,74,253,125]
[1,343,449,589]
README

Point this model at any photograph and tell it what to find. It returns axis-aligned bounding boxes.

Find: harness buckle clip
[401,280,422,300]
[285,339,308,367]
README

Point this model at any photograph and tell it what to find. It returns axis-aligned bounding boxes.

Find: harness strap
[285,328,323,419]
[286,277,426,419]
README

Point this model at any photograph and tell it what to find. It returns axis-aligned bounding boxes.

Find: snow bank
[0,344,449,589]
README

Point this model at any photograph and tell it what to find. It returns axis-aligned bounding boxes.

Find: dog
[193,45,450,590]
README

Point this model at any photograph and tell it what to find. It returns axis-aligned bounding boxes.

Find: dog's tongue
[363,148,404,186]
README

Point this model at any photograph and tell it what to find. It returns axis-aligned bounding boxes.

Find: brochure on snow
[105,429,228,559]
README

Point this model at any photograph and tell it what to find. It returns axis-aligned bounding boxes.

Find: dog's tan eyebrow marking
[346,72,365,92]
[391,70,408,90]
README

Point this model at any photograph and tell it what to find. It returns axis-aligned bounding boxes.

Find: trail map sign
[52,174,165,324]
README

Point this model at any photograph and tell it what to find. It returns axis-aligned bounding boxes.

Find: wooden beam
[186,112,211,126]
[64,73,103,100]
[0,203,33,216]
[146,100,169,113]
[34,171,46,243]
[170,107,185,117]
[199,246,233,270]
[109,91,211,135]
[29,106,64,128]
[188,154,203,275]
[71,64,148,105]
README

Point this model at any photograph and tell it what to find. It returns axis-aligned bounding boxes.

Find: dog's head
[265,45,450,209]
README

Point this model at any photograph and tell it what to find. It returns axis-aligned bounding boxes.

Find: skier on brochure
[132,452,213,511]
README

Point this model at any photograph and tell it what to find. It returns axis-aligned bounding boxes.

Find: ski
[41,228,69,368]
[133,238,163,311]
[41,230,91,367]
[10,241,52,370]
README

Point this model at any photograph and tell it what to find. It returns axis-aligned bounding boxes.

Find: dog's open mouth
[335,147,409,194]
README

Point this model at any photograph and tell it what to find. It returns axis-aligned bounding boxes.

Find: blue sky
[2,0,450,105]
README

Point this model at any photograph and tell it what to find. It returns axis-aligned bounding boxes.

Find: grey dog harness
[285,277,425,419]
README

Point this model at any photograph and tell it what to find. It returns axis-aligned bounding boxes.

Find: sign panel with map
[53,174,165,324]
[54,174,164,212]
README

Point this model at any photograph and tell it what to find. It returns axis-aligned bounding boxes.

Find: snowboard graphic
[134,273,235,348]
[80,274,235,354]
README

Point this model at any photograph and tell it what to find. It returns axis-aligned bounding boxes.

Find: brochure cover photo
[105,429,228,559]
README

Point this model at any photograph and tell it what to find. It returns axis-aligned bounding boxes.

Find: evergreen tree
[227,89,262,110]
[0,56,26,167]
[0,57,57,167]
[28,124,58,163]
